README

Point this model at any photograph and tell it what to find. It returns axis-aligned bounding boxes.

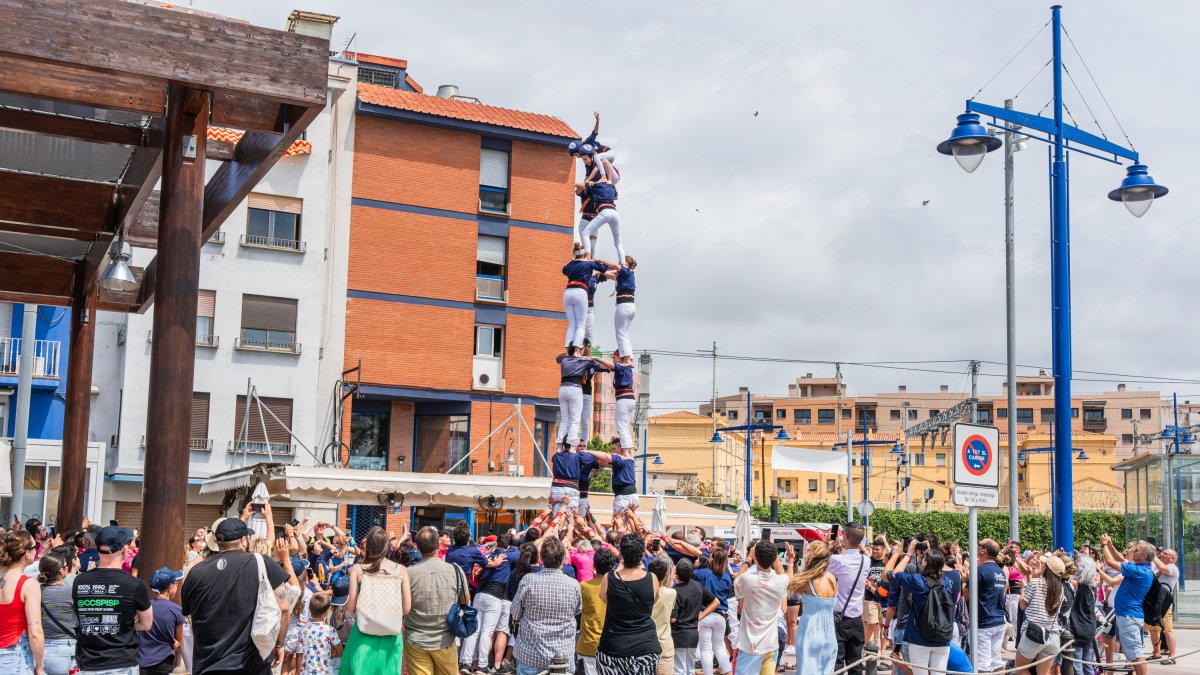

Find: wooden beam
[0,251,75,298]
[0,173,113,232]
[0,106,146,146]
[0,56,164,117]
[211,93,288,133]
[0,292,69,307]
[0,220,104,241]
[2,0,328,106]
[58,268,96,528]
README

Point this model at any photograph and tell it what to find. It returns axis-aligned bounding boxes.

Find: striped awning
[207,126,312,157]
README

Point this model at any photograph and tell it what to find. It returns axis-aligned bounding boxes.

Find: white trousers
[698,612,731,675]
[563,287,588,347]
[578,216,593,247]
[673,648,697,675]
[550,485,580,516]
[598,153,619,184]
[614,302,635,356]
[461,592,504,667]
[585,305,596,343]
[616,398,636,450]
[1006,593,1021,631]
[559,384,584,446]
[581,656,599,675]
[906,644,949,675]
[584,209,625,263]
[581,393,594,446]
[975,623,1007,671]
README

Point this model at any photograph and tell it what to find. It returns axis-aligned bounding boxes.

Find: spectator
[1068,553,1099,675]
[669,558,718,675]
[598,534,660,675]
[884,540,953,675]
[732,540,787,675]
[461,531,511,675]
[38,551,78,675]
[78,527,100,575]
[972,539,1008,673]
[789,540,837,675]
[512,536,582,675]
[863,536,886,650]
[438,532,452,559]
[182,517,292,675]
[0,531,43,675]
[342,527,410,673]
[648,557,675,675]
[185,535,207,566]
[72,525,151,675]
[302,594,341,675]
[692,539,732,675]
[1100,534,1154,675]
[1014,555,1066,673]
[406,526,469,675]
[446,521,487,586]
[578,547,617,675]
[138,568,185,675]
[1148,548,1179,664]
[828,523,869,675]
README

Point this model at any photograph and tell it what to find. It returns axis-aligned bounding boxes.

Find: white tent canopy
[199,463,552,509]
[770,446,850,475]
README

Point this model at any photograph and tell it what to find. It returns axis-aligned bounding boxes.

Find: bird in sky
[695,208,701,212]
[922,200,930,206]
[753,111,759,117]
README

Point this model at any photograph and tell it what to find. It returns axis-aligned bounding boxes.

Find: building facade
[91,55,357,530]
[340,61,577,535]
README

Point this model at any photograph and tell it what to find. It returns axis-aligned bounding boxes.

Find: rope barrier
[1060,645,1200,667]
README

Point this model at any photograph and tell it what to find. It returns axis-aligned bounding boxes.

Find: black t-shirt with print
[182,550,289,675]
[72,567,152,670]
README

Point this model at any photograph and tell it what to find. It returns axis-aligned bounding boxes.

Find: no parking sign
[953,423,999,505]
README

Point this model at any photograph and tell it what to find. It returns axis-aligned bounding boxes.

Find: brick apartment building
[340,55,577,534]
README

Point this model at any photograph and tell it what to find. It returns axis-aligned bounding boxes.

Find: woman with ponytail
[1014,555,1066,673]
[692,540,732,675]
[0,531,44,674]
[562,243,617,352]
[38,553,77,675]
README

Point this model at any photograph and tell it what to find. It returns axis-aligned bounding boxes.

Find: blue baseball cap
[330,576,351,606]
[578,143,596,156]
[567,140,582,155]
[95,526,134,554]
[290,556,310,575]
[149,567,184,592]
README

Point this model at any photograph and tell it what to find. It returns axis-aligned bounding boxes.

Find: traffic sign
[953,422,999,489]
[857,500,875,517]
[953,485,999,508]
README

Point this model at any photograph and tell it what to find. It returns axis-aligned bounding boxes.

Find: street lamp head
[652,454,664,465]
[890,442,903,454]
[1076,450,1089,461]
[1017,451,1029,462]
[775,427,790,441]
[937,112,1002,173]
[709,431,724,444]
[1108,163,1168,218]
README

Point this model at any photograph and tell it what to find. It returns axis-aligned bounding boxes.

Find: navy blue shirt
[563,259,608,285]
[479,549,512,587]
[445,544,487,581]
[587,182,617,208]
[694,567,733,611]
[558,354,595,382]
[613,363,635,392]
[553,450,598,482]
[976,561,1007,628]
[610,454,637,492]
[587,272,607,303]
[616,266,636,294]
[894,573,954,647]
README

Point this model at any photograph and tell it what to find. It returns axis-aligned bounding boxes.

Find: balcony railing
[147,331,219,348]
[139,436,212,451]
[240,234,306,252]
[207,230,226,245]
[229,441,296,456]
[235,336,301,354]
[348,456,387,471]
[0,338,61,378]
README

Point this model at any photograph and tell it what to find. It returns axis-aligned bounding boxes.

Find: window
[1017,408,1033,424]
[975,409,993,424]
[357,66,399,88]
[826,479,836,492]
[997,408,1008,419]
[474,325,503,358]
[349,411,389,471]
[754,471,759,480]
[1122,433,1134,444]
[476,235,507,301]
[929,409,940,418]
[858,408,877,428]
[234,395,293,455]
[841,409,851,419]
[1040,408,1055,423]
[908,409,918,420]
[808,479,817,492]
[1083,408,1105,423]
[479,141,511,214]
[239,295,298,352]
[1141,408,1152,420]
[912,454,926,467]
[196,289,216,346]
[890,410,901,421]
[245,194,303,251]
[794,409,811,424]
[190,392,210,449]
[776,409,786,419]
[818,409,834,424]
[1071,408,1079,418]
[754,411,769,423]
[728,410,738,420]
[1121,408,1133,420]
[416,415,469,474]
[936,453,947,467]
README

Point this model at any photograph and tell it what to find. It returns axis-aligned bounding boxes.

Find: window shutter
[235,396,293,444]
[247,193,303,214]
[479,149,509,188]
[476,235,507,265]
[196,290,215,319]
[190,392,210,440]
[241,295,297,332]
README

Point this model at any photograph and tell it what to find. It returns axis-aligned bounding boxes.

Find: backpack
[252,554,282,660]
[916,577,955,644]
[1142,577,1172,625]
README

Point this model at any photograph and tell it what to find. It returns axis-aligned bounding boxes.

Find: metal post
[836,363,843,505]
[8,303,36,522]
[847,432,854,523]
[710,342,717,492]
[760,436,767,505]
[968,506,979,668]
[861,420,868,522]
[903,401,911,511]
[1004,98,1020,543]
[1174,393,1186,590]
[1049,4,1075,552]
[744,390,752,504]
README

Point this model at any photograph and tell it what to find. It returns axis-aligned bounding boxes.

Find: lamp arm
[966,100,1138,162]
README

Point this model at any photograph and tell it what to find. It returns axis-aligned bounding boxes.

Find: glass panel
[349,413,389,471]
[272,213,299,241]
[479,187,508,213]
[534,420,549,478]
[196,316,213,341]
[247,208,272,239]
[416,415,470,474]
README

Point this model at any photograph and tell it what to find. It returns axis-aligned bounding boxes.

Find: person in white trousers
[579,340,612,452]
[612,351,637,453]
[613,257,637,358]
[576,182,598,247]
[582,180,625,264]
[569,111,620,185]
[562,244,618,351]
[584,271,608,345]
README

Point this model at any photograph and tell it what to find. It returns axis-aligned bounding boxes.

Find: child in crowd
[301,593,342,675]
[137,567,186,675]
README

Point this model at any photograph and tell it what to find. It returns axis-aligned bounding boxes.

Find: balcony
[206,230,226,245]
[0,338,61,379]
[147,331,219,348]
[348,456,387,471]
[1083,411,1107,432]
[239,234,306,253]
[235,336,301,355]
[140,436,212,451]
[229,440,296,456]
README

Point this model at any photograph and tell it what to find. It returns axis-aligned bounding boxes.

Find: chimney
[804,372,813,378]
[285,10,338,39]
[788,384,798,397]
[738,386,749,395]
[939,385,949,392]
[898,385,907,392]
[1038,369,1047,376]
[436,84,460,99]
[1117,383,1126,392]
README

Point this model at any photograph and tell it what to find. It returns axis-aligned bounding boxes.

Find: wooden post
[139,86,206,579]
[57,269,96,529]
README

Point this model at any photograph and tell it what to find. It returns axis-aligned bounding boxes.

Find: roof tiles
[357,83,577,139]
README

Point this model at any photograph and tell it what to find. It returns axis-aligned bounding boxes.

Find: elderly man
[407,526,471,675]
[1147,548,1180,664]
[1099,534,1155,675]
[512,536,582,675]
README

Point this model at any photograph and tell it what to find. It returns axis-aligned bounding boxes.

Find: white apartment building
[91,54,357,530]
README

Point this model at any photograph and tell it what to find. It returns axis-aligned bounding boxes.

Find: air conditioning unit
[472,356,503,391]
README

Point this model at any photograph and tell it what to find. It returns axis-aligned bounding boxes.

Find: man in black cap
[182,517,293,675]
[72,524,153,674]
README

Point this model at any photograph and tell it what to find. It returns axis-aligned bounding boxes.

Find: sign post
[953,422,999,669]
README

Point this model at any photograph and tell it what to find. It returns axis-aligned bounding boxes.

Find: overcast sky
[222,1,1199,409]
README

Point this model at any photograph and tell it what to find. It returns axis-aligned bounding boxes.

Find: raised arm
[1100,533,1125,569]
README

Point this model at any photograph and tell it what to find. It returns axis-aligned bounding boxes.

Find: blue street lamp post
[832,436,898,525]
[938,5,1167,551]
[711,390,790,505]
[631,452,665,495]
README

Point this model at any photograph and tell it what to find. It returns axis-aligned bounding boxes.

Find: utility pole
[968,358,980,669]
[9,304,36,522]
[902,401,911,511]
[1004,98,1020,544]
[836,363,844,509]
[702,342,717,495]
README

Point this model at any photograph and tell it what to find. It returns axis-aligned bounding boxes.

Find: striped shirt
[1022,578,1062,631]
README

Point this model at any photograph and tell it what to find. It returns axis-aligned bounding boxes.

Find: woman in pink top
[0,531,44,675]
[571,540,597,582]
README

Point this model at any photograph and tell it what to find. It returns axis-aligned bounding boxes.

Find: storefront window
[349,412,389,471]
[415,415,469,474]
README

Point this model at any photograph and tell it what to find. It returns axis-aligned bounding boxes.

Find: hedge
[750,503,1126,550]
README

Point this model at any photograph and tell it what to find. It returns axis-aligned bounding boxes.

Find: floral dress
[301,621,341,675]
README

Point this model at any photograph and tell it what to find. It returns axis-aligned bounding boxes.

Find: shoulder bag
[252,554,282,660]
[447,563,478,638]
[356,562,406,636]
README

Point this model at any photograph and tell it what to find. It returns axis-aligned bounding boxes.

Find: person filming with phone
[827,522,868,675]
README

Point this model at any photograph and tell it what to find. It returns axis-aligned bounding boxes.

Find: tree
[586,436,615,493]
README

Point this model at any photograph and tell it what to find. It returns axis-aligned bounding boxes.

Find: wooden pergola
[0,0,329,575]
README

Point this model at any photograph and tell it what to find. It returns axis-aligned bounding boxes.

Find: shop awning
[199,463,552,509]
